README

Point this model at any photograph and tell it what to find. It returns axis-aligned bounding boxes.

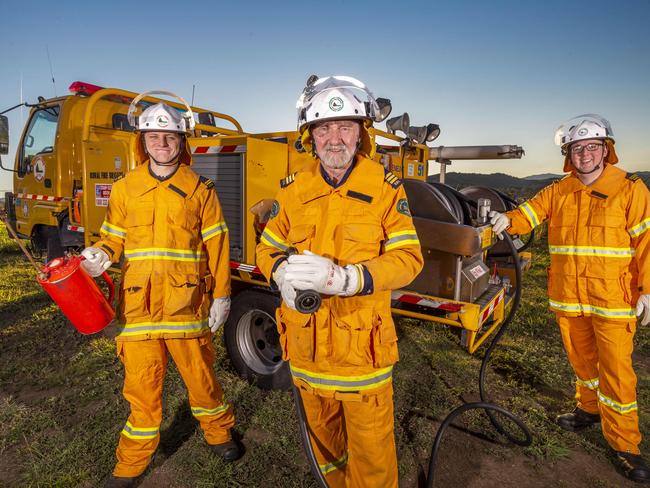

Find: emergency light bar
[69,81,104,96]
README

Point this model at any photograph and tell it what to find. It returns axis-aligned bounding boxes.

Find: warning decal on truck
[95,184,112,207]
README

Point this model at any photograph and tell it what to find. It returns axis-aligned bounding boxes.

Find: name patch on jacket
[346,190,373,203]
[168,184,187,198]
[590,190,608,200]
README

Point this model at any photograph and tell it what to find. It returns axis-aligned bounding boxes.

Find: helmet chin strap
[150,154,180,166]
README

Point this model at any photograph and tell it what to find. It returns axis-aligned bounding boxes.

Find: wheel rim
[235,309,284,375]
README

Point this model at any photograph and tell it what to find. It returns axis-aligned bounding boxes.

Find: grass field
[1,221,648,487]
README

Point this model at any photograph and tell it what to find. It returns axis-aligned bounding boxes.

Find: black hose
[487,229,535,257]
[426,232,532,487]
[291,377,329,488]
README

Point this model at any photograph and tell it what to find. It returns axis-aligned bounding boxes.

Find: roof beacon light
[68,81,104,96]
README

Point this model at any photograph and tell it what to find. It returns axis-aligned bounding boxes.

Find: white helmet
[296,75,387,133]
[128,90,195,134]
[137,103,188,133]
[555,114,618,171]
[554,114,614,149]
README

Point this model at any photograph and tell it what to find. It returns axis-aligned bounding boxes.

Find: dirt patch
[406,429,636,488]
[0,447,22,486]
[242,427,274,445]
[4,383,69,404]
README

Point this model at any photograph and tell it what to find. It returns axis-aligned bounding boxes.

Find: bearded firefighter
[256,75,423,487]
[80,93,241,487]
[490,114,650,483]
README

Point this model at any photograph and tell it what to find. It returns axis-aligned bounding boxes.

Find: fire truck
[1,81,529,389]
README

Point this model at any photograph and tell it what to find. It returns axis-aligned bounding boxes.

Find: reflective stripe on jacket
[96,162,230,341]
[506,165,650,318]
[256,156,423,384]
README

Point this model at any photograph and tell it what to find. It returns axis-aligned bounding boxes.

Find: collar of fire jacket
[126,160,200,199]
[556,164,627,198]
[296,155,384,205]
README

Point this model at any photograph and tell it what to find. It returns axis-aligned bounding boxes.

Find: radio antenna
[46,45,57,97]
[20,72,24,125]
[191,84,196,106]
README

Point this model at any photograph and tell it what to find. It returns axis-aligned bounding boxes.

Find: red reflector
[68,81,104,96]
[398,295,421,305]
[438,303,463,312]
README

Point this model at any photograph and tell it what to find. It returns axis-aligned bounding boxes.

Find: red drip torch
[37,256,115,334]
[2,217,115,334]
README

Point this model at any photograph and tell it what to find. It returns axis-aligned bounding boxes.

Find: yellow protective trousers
[557,315,640,453]
[296,381,398,488]
[113,335,235,477]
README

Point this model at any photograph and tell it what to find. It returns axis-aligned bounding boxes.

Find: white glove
[273,261,297,311]
[637,294,650,326]
[488,211,511,240]
[80,247,111,277]
[285,250,359,297]
[209,297,231,333]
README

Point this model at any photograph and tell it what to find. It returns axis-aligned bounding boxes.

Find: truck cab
[4,83,138,260]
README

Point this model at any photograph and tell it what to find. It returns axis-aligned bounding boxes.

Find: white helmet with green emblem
[296,75,392,159]
[127,90,196,134]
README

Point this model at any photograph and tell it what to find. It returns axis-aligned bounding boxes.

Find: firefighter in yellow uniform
[81,95,241,488]
[256,75,423,487]
[490,114,650,483]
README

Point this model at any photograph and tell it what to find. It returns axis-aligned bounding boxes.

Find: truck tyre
[224,289,291,390]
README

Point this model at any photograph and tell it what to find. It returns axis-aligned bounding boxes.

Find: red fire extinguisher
[37,255,115,334]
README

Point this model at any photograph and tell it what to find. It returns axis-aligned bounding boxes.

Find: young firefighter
[490,114,650,483]
[80,96,241,487]
[256,75,424,487]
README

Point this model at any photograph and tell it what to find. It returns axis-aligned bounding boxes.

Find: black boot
[556,407,600,431]
[208,438,243,462]
[103,475,141,488]
[615,451,650,483]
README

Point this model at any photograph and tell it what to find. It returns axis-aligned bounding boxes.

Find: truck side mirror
[0,115,8,155]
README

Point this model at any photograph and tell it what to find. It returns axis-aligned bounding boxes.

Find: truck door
[14,105,62,246]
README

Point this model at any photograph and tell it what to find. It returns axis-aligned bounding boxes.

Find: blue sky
[1,0,649,192]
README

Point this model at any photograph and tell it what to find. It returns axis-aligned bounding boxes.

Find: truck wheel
[224,289,291,390]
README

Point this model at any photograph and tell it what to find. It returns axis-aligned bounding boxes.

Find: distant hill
[524,173,563,180]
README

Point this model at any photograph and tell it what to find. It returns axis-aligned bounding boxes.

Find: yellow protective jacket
[506,165,650,320]
[256,156,423,394]
[96,162,230,341]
